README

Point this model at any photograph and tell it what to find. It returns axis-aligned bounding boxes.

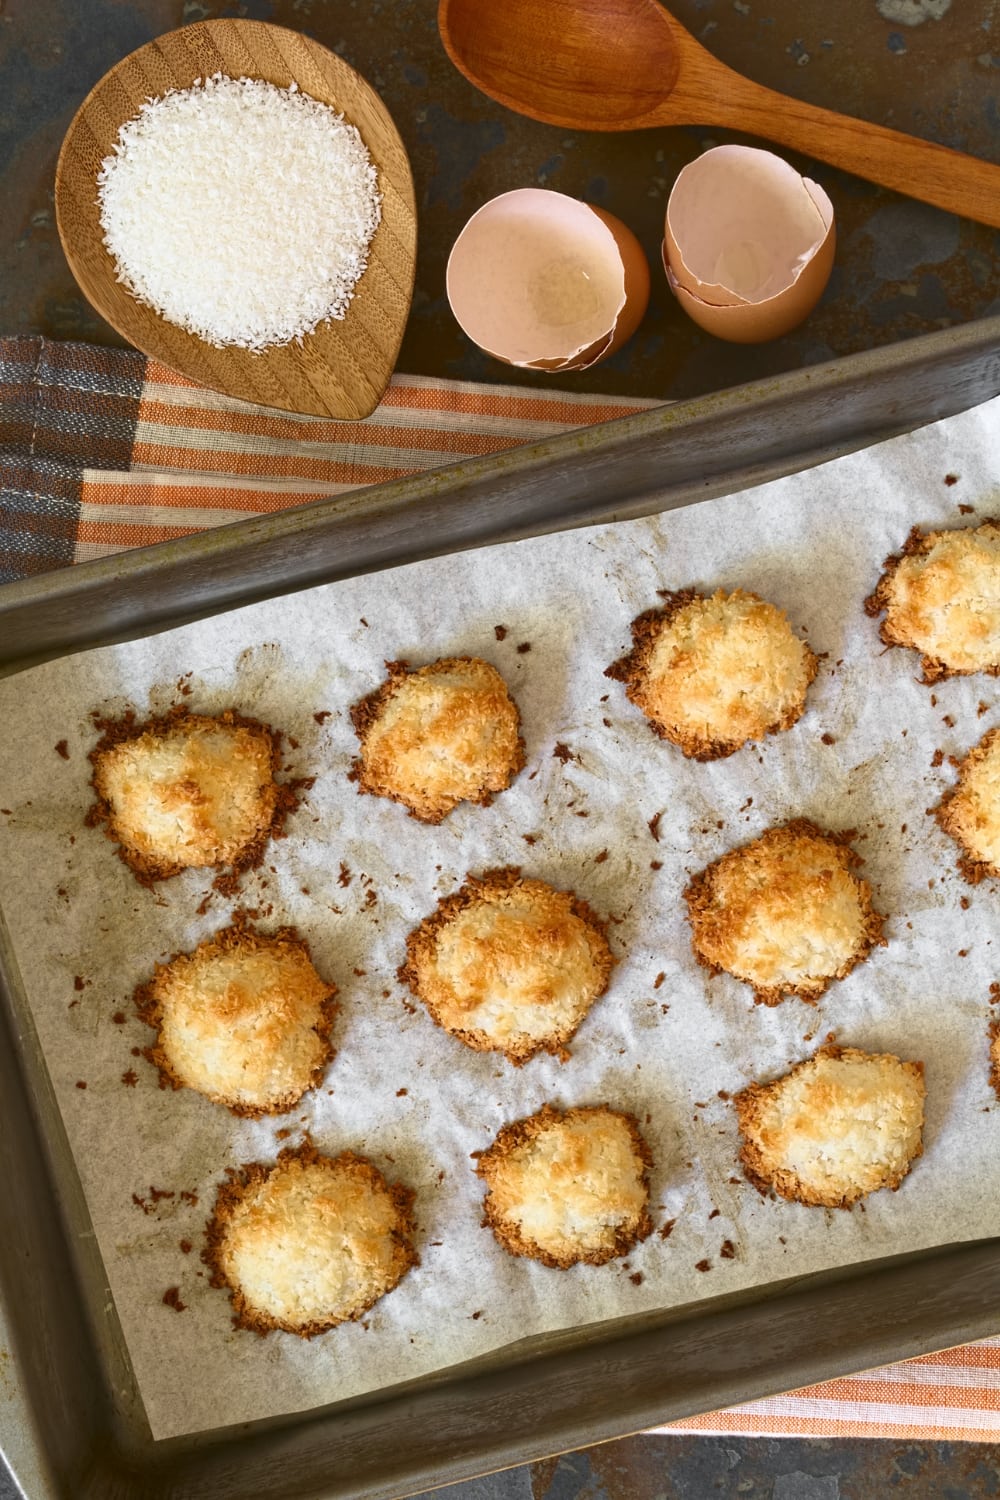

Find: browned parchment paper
[1,397,999,1438]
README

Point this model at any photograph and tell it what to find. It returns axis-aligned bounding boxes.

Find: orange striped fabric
[657,1338,1000,1440]
[74,358,1000,1440]
[75,362,656,562]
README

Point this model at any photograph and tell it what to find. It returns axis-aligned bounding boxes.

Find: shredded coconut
[96,73,382,351]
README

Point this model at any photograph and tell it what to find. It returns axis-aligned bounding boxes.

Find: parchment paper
[2,396,1000,1442]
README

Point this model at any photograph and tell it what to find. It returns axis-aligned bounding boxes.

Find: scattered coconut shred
[97,74,382,351]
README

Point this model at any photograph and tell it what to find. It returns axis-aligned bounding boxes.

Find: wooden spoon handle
[673,62,1000,229]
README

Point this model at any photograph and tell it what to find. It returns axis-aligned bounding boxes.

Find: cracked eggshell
[663,145,835,344]
[446,188,649,372]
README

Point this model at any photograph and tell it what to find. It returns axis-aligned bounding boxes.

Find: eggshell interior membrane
[662,146,835,344]
[665,145,834,307]
[446,188,648,371]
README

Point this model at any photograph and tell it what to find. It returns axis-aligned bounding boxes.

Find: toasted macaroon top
[399,868,614,1064]
[476,1103,653,1268]
[351,656,525,823]
[204,1143,418,1335]
[606,589,817,759]
[135,921,338,1117]
[736,1044,926,1208]
[89,709,285,882]
[935,727,1000,883]
[866,521,1000,681]
[684,820,884,1005]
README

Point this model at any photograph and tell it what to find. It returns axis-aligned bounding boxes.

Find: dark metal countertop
[3,0,999,402]
[3,1,1000,1495]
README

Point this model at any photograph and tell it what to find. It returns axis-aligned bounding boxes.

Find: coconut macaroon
[935,727,1000,883]
[350,656,525,823]
[398,868,614,1065]
[475,1103,654,1268]
[89,707,294,884]
[865,520,1000,682]
[684,819,885,1005]
[605,588,818,760]
[134,920,338,1117]
[203,1142,418,1336]
[736,1044,926,1208]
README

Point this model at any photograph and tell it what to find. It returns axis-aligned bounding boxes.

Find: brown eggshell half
[662,232,836,343]
[577,204,650,364]
[446,188,649,371]
[663,145,835,343]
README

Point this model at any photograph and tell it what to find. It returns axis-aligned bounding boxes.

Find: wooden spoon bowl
[56,20,417,419]
[439,0,1000,230]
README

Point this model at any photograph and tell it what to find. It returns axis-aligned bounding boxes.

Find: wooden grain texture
[439,0,1000,229]
[55,20,416,420]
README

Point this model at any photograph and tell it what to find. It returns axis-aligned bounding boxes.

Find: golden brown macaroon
[134,919,338,1117]
[475,1103,654,1268]
[350,656,525,823]
[935,727,1000,883]
[605,588,818,760]
[684,819,885,1005]
[865,520,1000,682]
[89,707,296,884]
[736,1043,926,1208]
[203,1142,418,1336]
[398,867,614,1065]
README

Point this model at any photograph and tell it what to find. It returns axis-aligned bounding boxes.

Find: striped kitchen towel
[0,335,654,580]
[3,333,1000,1441]
[657,1340,1000,1441]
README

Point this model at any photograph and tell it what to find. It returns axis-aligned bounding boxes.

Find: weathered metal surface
[1,0,998,402]
[528,1435,1000,1499]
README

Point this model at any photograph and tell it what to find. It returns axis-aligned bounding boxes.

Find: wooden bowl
[55,20,417,420]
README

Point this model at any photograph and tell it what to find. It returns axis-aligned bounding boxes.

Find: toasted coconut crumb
[865,520,1000,682]
[736,1044,925,1208]
[134,916,338,1117]
[398,867,614,1064]
[683,819,885,1005]
[935,727,1000,883]
[605,589,817,759]
[476,1103,653,1267]
[203,1142,418,1335]
[989,1017,1000,1100]
[88,707,298,885]
[350,657,525,823]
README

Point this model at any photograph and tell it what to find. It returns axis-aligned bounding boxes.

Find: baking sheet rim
[4,321,1000,1497]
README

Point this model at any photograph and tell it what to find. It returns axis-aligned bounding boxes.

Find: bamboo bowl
[55,20,417,420]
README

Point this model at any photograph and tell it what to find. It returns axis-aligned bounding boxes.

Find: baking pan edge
[4,318,1000,1497]
[2,316,1000,676]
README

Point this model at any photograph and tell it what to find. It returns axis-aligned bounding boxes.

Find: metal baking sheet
[3,320,1000,1499]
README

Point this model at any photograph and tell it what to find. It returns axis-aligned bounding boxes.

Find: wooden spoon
[439,0,1000,229]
